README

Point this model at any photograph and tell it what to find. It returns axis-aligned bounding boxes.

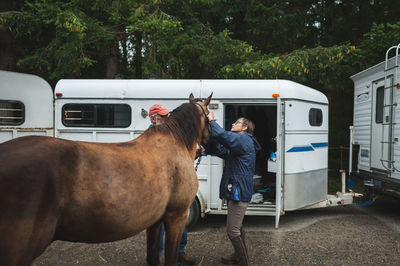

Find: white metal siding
[353,84,372,171]
[285,134,328,173]
[284,101,328,174]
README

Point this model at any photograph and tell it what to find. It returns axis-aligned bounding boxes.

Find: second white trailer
[350,44,400,197]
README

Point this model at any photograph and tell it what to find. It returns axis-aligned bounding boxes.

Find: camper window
[62,104,131,128]
[375,86,384,123]
[0,100,25,126]
[309,108,322,126]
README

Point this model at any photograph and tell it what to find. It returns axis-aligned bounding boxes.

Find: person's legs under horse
[159,223,196,265]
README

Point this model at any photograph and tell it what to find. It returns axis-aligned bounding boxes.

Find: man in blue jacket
[206,112,261,266]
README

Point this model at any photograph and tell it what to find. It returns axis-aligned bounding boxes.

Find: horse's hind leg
[146,220,163,266]
[0,218,57,266]
[164,211,188,266]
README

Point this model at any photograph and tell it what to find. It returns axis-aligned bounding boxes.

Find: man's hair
[238,117,255,134]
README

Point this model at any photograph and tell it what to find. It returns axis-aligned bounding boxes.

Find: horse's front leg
[146,220,163,266]
[164,211,188,266]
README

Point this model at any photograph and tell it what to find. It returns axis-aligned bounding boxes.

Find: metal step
[384,103,397,107]
[380,159,395,163]
[222,203,277,215]
[380,141,396,144]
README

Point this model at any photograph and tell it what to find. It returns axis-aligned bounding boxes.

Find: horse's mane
[147,103,202,150]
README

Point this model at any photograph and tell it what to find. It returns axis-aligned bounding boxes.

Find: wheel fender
[196,190,206,216]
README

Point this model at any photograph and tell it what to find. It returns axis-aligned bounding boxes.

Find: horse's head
[189,93,213,148]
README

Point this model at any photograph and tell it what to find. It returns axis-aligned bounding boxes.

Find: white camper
[0,71,359,228]
[350,43,400,197]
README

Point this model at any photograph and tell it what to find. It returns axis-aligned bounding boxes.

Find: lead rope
[195,143,203,172]
[193,102,209,172]
[195,155,202,172]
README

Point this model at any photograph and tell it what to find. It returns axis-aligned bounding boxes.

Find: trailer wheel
[187,198,200,229]
[364,186,376,201]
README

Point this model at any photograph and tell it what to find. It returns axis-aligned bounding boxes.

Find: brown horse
[0,93,212,266]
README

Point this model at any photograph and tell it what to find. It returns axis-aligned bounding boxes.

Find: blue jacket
[206,121,261,202]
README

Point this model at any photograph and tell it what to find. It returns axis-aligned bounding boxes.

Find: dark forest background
[1,0,400,170]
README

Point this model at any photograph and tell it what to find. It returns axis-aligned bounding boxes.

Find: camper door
[371,78,391,172]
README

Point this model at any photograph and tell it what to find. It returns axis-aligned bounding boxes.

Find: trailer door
[371,79,391,171]
[275,97,284,228]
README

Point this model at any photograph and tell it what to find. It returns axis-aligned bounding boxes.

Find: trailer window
[375,86,384,124]
[309,108,322,126]
[0,100,25,125]
[62,104,131,127]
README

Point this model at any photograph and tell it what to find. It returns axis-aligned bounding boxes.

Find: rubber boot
[240,227,247,252]
[230,236,249,266]
[178,252,196,265]
[221,252,238,265]
[221,227,246,265]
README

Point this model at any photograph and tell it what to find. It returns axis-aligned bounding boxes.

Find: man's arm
[205,138,230,159]
[209,120,247,155]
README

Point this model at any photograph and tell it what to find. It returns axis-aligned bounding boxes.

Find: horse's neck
[138,121,202,160]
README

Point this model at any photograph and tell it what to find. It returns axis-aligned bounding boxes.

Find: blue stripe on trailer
[287,146,314,152]
[311,142,328,148]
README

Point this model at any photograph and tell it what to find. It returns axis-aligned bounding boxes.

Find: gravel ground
[33,197,400,266]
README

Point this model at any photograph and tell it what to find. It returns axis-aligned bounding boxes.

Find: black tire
[187,198,200,230]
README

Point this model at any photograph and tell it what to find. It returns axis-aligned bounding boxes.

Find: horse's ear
[189,93,195,103]
[204,92,213,106]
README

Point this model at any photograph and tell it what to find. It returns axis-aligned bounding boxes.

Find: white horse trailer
[350,44,400,198]
[0,71,359,228]
[0,71,53,142]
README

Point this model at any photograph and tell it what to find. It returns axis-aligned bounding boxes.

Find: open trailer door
[275,96,284,228]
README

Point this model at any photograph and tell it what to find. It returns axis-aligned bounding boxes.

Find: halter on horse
[0,93,212,266]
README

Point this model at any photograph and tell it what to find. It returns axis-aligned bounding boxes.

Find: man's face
[151,113,168,125]
[231,118,247,133]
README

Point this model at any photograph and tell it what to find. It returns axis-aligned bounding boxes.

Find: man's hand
[196,147,205,158]
[208,111,216,121]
